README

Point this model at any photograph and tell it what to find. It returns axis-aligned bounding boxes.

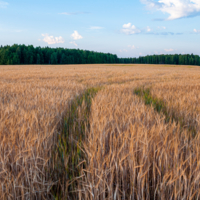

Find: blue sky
[0,0,200,57]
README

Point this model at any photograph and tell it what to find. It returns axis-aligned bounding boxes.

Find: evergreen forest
[0,44,200,66]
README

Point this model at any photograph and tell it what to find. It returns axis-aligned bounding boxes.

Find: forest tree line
[0,44,118,65]
[0,44,200,66]
[119,54,200,65]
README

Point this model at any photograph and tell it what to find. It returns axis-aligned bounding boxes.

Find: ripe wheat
[0,64,200,199]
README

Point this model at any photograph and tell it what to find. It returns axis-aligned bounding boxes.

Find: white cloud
[70,41,78,46]
[41,34,64,44]
[164,48,174,52]
[128,45,136,49]
[154,51,164,55]
[147,26,151,32]
[123,23,132,28]
[121,23,141,35]
[0,1,8,8]
[71,31,83,40]
[90,26,104,30]
[141,0,200,20]
[194,28,200,33]
[119,49,128,52]
[158,26,166,29]
[60,12,72,15]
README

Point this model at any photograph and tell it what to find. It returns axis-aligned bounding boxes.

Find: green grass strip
[51,87,101,199]
[134,87,197,137]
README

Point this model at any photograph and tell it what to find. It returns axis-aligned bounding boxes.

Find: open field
[0,64,200,199]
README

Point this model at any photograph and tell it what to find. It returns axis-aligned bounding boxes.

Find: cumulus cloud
[71,31,83,40]
[0,1,8,8]
[90,26,104,30]
[194,28,200,33]
[141,0,200,20]
[121,23,181,36]
[41,34,64,44]
[70,41,78,46]
[123,23,132,29]
[147,26,151,32]
[164,48,174,52]
[121,23,141,35]
[128,45,136,49]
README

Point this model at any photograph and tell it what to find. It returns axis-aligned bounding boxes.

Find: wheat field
[0,64,200,199]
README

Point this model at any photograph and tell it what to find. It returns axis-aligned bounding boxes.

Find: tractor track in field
[134,87,197,138]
